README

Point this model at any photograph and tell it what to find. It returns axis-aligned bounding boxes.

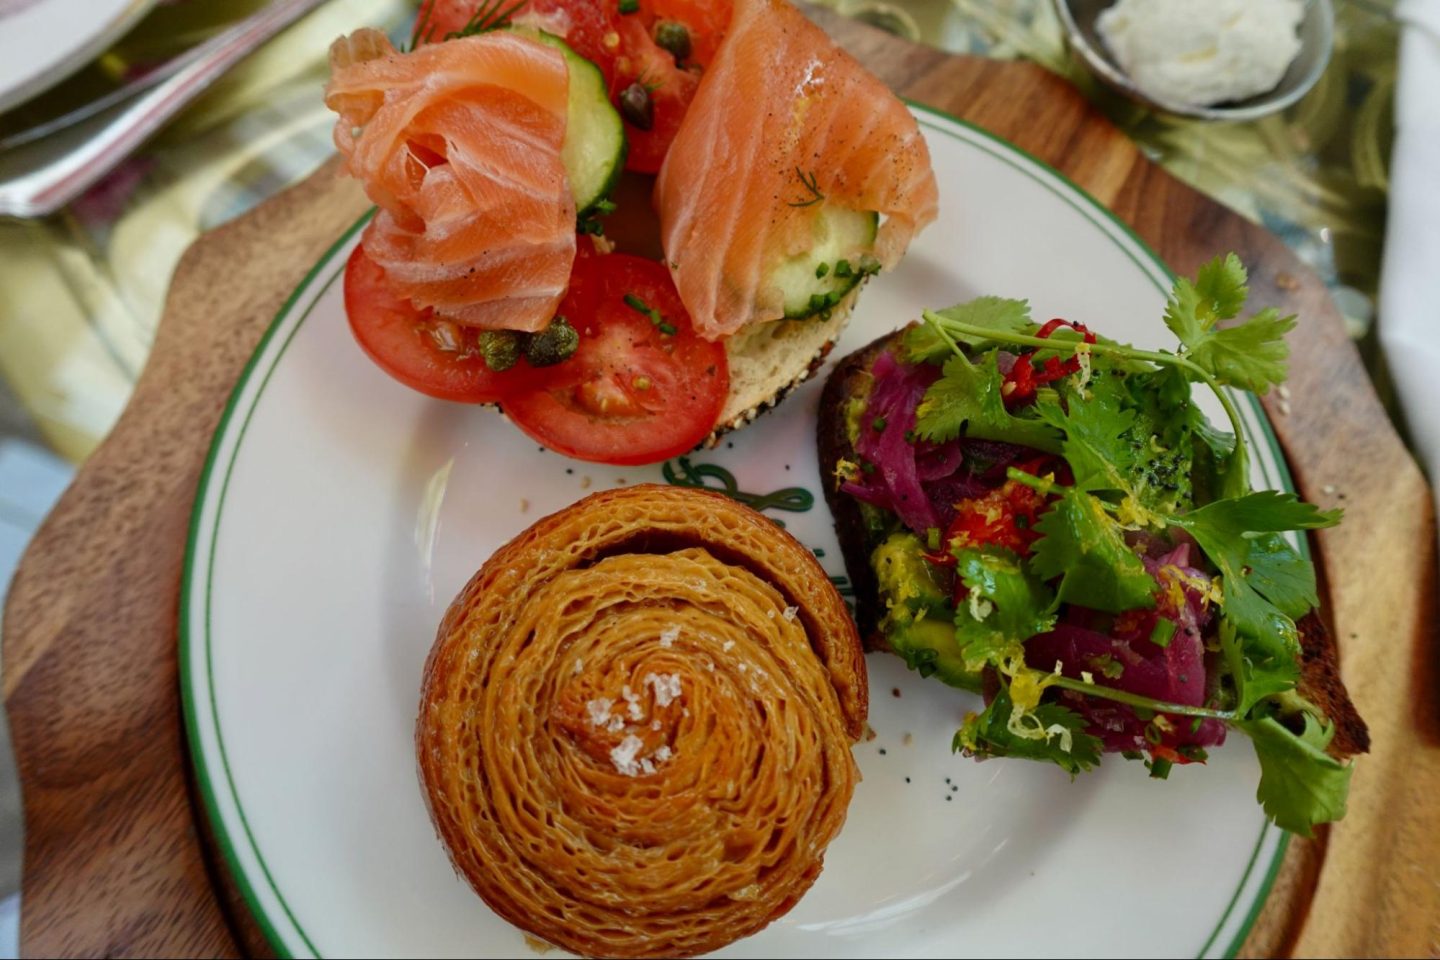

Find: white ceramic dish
[0,0,158,114]
[181,106,1292,959]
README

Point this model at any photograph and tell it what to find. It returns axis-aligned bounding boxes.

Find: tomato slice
[502,253,729,464]
[343,243,545,403]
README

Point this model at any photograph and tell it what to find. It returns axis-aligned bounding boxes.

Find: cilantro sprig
[895,254,1353,835]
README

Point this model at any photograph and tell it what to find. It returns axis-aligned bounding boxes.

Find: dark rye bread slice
[816,328,1369,759]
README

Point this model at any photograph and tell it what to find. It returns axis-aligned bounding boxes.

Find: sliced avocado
[889,617,983,693]
[872,532,983,692]
[873,532,948,619]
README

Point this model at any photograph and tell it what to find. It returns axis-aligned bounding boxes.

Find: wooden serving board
[4,10,1437,959]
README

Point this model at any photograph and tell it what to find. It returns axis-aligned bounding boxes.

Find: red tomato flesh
[343,243,545,403]
[502,252,729,464]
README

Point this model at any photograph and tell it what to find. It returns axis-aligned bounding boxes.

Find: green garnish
[872,416,888,432]
[444,0,528,40]
[619,0,639,12]
[834,259,853,278]
[786,168,825,208]
[1149,618,1177,648]
[624,293,677,336]
[815,262,830,279]
[876,254,1351,835]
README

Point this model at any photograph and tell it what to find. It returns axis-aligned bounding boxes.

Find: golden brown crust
[1295,611,1370,758]
[816,330,900,646]
[417,485,867,959]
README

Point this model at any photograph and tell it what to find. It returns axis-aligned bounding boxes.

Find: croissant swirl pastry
[418,485,867,958]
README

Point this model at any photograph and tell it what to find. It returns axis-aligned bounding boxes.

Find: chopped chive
[657,322,677,336]
[808,293,827,312]
[624,293,651,314]
[834,259,853,278]
[1147,757,1173,780]
[619,0,639,12]
[815,262,830,279]
[926,527,941,551]
[904,429,917,443]
[872,416,887,432]
[1150,619,1177,649]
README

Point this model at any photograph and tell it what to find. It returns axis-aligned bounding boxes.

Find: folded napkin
[1379,0,1440,519]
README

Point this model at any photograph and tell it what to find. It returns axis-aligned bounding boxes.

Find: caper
[653,21,691,63]
[479,330,521,372]
[619,82,653,131]
[524,316,579,367]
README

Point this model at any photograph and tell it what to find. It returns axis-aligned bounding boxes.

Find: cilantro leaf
[1178,490,1342,536]
[955,687,1103,777]
[1029,489,1157,613]
[914,352,1003,443]
[951,547,1056,671]
[1173,493,1340,660]
[1241,714,1352,837]
[1035,372,1198,522]
[914,352,1061,452]
[1218,618,1299,715]
[1035,379,1137,494]
[903,296,1032,363]
[1246,533,1320,619]
[1163,254,1297,394]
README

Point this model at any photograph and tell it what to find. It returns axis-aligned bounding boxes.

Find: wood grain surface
[4,9,1436,959]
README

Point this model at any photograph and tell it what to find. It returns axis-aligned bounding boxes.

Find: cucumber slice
[769,206,880,319]
[528,32,626,215]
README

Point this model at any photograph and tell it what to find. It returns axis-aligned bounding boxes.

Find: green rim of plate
[179,104,1294,960]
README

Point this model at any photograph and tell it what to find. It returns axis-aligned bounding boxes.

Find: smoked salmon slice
[654,0,939,339]
[326,28,575,331]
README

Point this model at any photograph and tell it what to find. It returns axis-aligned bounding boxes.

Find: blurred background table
[0,0,1408,955]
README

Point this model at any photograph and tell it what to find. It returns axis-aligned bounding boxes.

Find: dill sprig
[786,167,825,208]
[401,0,439,52]
[445,0,529,40]
[403,0,528,51]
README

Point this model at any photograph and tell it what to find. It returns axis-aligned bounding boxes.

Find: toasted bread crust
[1295,611,1370,757]
[816,330,900,648]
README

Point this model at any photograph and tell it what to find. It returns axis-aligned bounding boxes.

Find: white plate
[0,0,157,113]
[181,107,1294,959]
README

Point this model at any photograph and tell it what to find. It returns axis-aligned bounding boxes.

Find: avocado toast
[817,255,1367,835]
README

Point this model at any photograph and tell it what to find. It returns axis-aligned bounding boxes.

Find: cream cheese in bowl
[1096,0,1305,108]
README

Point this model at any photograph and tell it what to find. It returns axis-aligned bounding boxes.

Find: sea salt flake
[659,625,681,648]
[622,684,644,720]
[644,672,683,707]
[722,640,735,653]
[610,735,645,776]
[782,605,799,622]
[654,745,673,762]
[586,698,615,728]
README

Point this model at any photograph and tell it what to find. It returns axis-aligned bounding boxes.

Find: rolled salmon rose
[417,485,867,959]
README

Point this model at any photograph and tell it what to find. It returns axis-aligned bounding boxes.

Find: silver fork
[0,0,331,219]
